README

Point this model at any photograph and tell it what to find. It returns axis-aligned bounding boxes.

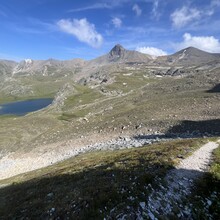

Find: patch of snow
[24,59,33,64]
[178,50,187,60]
[12,59,33,74]
[150,55,157,60]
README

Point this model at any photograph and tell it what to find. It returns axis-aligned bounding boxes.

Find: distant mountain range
[0,44,220,79]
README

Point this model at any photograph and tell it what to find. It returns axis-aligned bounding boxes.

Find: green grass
[105,72,156,93]
[0,113,61,153]
[0,68,219,157]
[63,84,104,109]
[0,74,72,104]
[210,144,220,177]
[0,67,219,218]
[0,138,209,219]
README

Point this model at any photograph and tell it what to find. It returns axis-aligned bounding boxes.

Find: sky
[1,0,220,61]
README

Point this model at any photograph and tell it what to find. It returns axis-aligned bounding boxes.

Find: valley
[0,45,220,219]
[0,46,219,154]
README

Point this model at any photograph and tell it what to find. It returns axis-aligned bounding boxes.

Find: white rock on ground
[0,134,170,180]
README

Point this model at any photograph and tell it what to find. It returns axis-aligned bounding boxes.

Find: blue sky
[1,0,220,61]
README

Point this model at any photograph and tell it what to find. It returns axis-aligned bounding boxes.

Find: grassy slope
[0,75,74,153]
[0,138,208,219]
[0,74,72,104]
[53,71,220,146]
[0,66,219,218]
[0,69,219,154]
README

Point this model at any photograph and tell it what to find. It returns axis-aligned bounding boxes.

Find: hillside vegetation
[1,138,217,219]
[0,45,220,218]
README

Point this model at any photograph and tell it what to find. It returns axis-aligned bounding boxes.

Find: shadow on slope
[167,119,220,136]
[1,164,219,219]
[133,119,220,142]
[0,161,171,219]
[207,84,220,93]
[0,139,209,219]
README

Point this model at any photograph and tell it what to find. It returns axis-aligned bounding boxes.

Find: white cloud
[132,4,142,16]
[69,3,111,12]
[175,33,220,53]
[152,0,160,19]
[171,6,201,28]
[69,0,131,12]
[112,17,122,28]
[57,18,103,48]
[211,0,220,7]
[136,46,167,56]
[171,1,220,28]
[208,0,220,15]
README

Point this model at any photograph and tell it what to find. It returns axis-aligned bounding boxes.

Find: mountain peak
[185,46,196,50]
[186,46,204,52]
[109,44,125,58]
[178,46,210,55]
[112,44,124,50]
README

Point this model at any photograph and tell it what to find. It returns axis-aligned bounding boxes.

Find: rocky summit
[109,44,125,58]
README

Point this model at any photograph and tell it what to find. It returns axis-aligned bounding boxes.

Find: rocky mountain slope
[162,46,220,66]
[1,45,220,81]
[0,44,220,111]
[0,60,17,76]
[0,44,219,151]
[0,44,219,219]
[88,44,153,65]
[11,58,86,76]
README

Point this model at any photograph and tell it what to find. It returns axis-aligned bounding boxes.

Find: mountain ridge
[1,45,220,67]
[163,46,220,66]
[1,45,220,83]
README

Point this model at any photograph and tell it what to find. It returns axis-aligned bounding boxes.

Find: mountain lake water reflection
[0,98,53,116]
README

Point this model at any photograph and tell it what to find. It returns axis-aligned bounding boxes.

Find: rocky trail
[144,140,219,219]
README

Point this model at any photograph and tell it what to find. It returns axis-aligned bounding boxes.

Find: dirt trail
[146,140,219,219]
